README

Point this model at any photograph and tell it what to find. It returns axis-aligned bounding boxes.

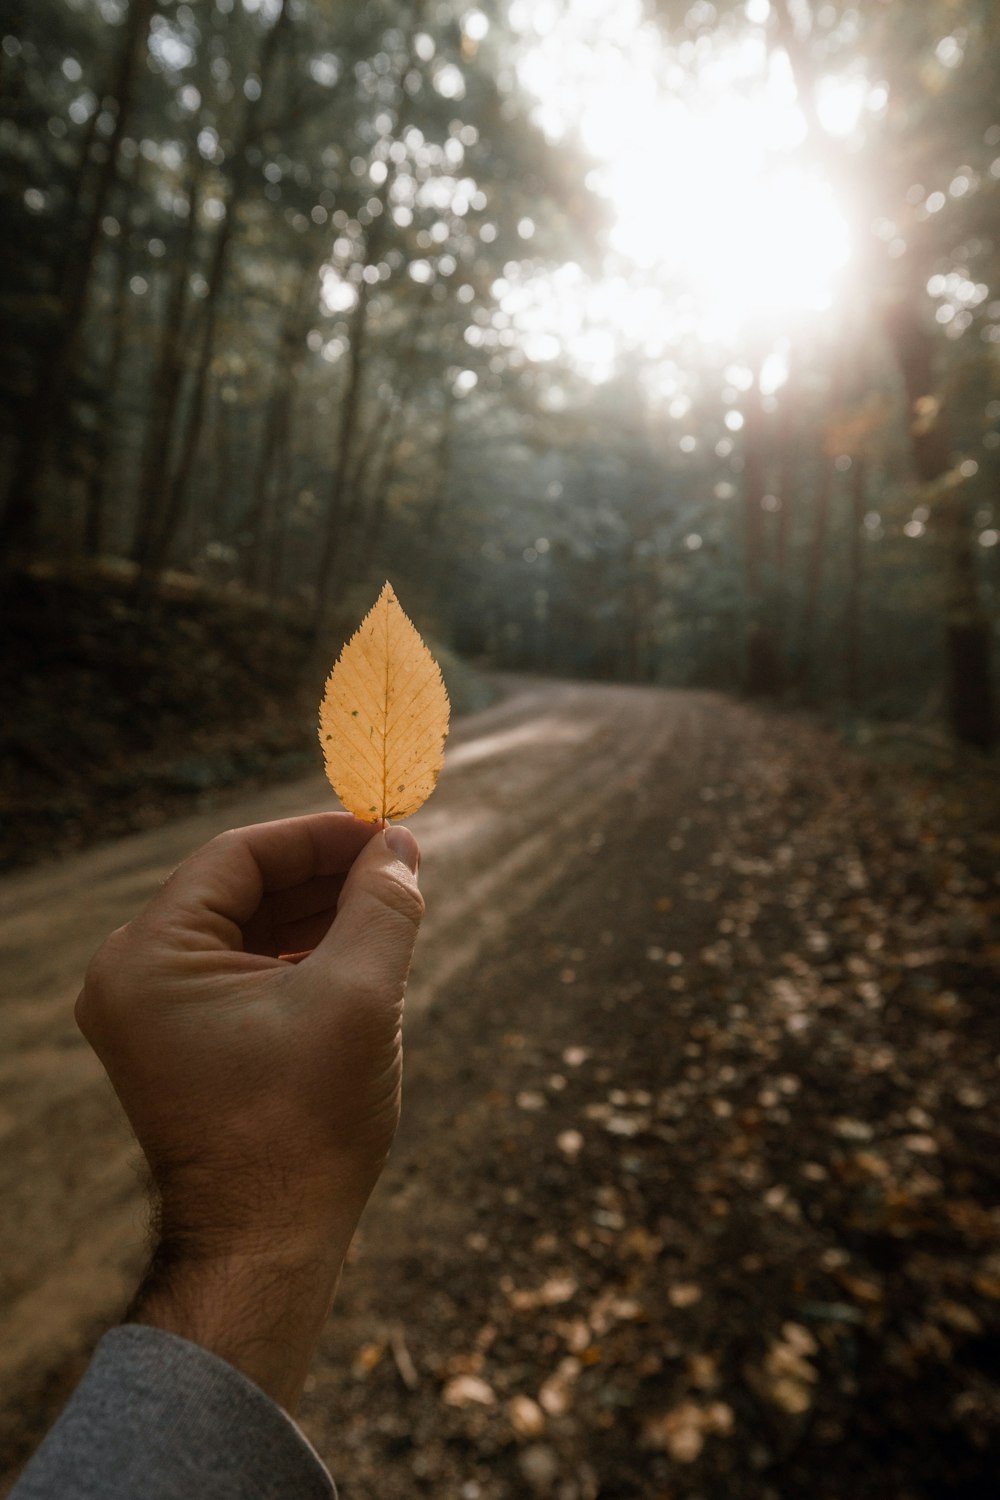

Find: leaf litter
[298,700,999,1499]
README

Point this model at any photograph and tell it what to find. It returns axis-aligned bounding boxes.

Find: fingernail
[384,824,420,874]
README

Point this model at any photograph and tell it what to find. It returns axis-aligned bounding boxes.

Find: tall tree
[0,0,155,561]
[135,0,293,597]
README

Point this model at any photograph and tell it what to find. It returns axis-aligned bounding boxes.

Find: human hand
[75,812,423,1408]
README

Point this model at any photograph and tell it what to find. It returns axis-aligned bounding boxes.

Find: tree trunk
[347,284,433,513]
[82,196,134,556]
[797,347,849,691]
[844,457,866,707]
[262,405,296,602]
[743,349,783,696]
[0,0,155,562]
[130,155,206,563]
[773,362,796,582]
[312,274,373,640]
[241,265,313,592]
[209,381,237,542]
[358,409,413,557]
[326,291,434,600]
[883,297,996,748]
[798,448,836,686]
[415,395,455,544]
[54,104,105,307]
[136,0,291,602]
[769,0,994,746]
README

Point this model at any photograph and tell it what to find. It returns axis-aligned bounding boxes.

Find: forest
[1,3,999,1498]
[2,0,998,745]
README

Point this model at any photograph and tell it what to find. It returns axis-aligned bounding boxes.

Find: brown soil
[1,679,999,1497]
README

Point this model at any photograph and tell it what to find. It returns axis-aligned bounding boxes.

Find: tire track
[0,678,701,1473]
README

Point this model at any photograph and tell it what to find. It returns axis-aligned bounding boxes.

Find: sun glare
[507,0,856,378]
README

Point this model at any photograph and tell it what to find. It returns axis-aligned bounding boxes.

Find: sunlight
[510,0,856,374]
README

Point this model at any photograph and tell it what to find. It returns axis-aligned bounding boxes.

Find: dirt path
[0,680,684,1462]
[2,680,998,1496]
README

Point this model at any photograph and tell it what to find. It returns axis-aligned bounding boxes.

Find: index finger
[153,812,381,938]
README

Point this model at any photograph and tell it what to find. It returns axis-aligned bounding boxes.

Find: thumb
[311,825,424,1003]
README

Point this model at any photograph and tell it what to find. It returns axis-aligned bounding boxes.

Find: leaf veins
[318,581,451,821]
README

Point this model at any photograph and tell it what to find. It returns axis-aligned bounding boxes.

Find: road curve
[0,676,698,1442]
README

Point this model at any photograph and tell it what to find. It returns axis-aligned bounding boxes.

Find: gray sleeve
[9,1325,336,1500]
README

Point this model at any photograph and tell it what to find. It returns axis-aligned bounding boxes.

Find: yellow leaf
[319,581,450,822]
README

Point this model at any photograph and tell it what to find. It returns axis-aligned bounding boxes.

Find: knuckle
[73,985,92,1037]
[187,826,244,867]
[79,925,132,1025]
[199,828,242,864]
[336,947,408,1008]
[375,871,425,929]
[83,925,126,990]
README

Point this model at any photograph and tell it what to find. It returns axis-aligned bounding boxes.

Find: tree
[0,0,155,561]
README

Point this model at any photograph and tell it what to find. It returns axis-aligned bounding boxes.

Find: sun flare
[508,0,857,376]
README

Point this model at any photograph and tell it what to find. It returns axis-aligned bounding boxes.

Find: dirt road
[0,680,687,1462]
[2,680,998,1497]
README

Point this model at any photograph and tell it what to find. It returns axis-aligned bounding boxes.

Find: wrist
[128,1234,349,1412]
[126,1147,384,1408]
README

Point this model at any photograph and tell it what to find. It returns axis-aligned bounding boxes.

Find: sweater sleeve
[8,1326,336,1500]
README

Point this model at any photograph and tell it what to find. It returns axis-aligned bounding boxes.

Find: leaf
[319,581,450,822]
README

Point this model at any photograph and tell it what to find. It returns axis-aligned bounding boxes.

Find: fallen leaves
[538,1357,582,1417]
[759,1323,820,1415]
[667,1282,703,1309]
[319,580,450,821]
[441,1374,496,1408]
[303,700,1000,1500]
[557,1128,584,1158]
[642,1399,734,1461]
[508,1393,546,1438]
[502,1274,578,1312]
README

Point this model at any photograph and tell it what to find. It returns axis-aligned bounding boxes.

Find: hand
[75,812,423,1410]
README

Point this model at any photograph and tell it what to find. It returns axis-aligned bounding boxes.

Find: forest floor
[0,564,492,873]
[1,678,999,1498]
